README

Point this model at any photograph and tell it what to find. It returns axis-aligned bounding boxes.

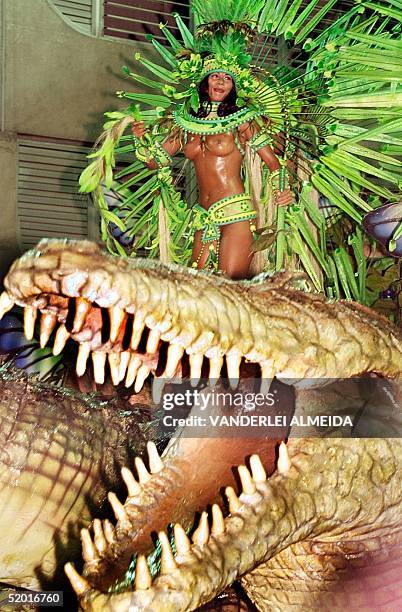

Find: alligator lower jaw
[65,438,402,611]
[65,441,295,607]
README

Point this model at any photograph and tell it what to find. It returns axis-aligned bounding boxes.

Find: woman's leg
[191,230,217,270]
[219,221,254,279]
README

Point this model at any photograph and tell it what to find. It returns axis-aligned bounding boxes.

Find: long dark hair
[192,75,239,118]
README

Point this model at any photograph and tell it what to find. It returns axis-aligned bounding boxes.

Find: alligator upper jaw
[1,239,401,397]
[0,239,281,394]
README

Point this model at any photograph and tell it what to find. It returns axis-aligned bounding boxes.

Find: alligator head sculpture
[0,239,401,610]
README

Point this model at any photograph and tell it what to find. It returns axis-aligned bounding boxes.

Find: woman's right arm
[131,121,181,169]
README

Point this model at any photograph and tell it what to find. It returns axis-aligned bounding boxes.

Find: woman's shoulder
[238,116,271,137]
[237,119,261,140]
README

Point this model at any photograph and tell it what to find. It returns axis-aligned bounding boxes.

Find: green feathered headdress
[192,0,265,87]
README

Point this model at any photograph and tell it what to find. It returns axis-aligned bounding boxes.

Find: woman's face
[207,72,233,102]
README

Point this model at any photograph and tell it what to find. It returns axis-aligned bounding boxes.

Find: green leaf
[276,0,304,36]
[173,13,194,48]
[295,0,338,44]
[323,91,402,108]
[125,71,165,90]
[317,163,372,213]
[348,228,367,303]
[361,1,402,21]
[104,111,128,120]
[285,0,320,38]
[101,209,126,232]
[286,206,331,276]
[338,118,402,147]
[311,173,362,222]
[149,36,178,68]
[134,53,177,82]
[289,227,322,291]
[328,257,340,299]
[322,156,396,199]
[160,23,183,52]
[121,92,172,109]
[79,162,102,193]
[275,206,286,270]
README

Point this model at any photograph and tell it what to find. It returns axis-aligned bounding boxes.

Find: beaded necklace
[173,105,262,136]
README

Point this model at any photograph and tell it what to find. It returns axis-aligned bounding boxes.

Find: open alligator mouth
[64,439,295,610]
[1,241,275,396]
[64,435,402,612]
[0,240,401,610]
[1,240,401,400]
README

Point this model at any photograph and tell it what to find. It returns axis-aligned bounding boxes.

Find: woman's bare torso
[183,130,245,208]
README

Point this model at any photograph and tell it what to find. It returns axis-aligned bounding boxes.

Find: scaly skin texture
[59,379,401,610]
[2,240,401,382]
[0,362,152,590]
[0,240,401,609]
[71,437,402,611]
[73,378,294,591]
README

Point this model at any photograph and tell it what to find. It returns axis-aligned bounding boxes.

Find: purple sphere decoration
[363,203,402,257]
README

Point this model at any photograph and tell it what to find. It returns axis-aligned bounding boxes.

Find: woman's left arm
[240,123,294,207]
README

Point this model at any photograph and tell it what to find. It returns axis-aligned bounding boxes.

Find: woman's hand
[275,188,294,207]
[131,121,146,139]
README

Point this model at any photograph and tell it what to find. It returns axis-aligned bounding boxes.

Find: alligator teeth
[135,555,152,590]
[260,361,275,394]
[131,312,145,350]
[226,352,241,389]
[208,356,223,385]
[121,466,141,497]
[250,454,267,483]
[71,297,91,333]
[189,353,203,387]
[238,465,256,495]
[53,324,70,355]
[211,504,225,535]
[225,486,241,513]
[64,563,90,596]
[278,441,291,475]
[108,353,121,385]
[125,355,141,387]
[92,519,107,555]
[119,351,130,381]
[81,528,98,562]
[164,344,184,379]
[174,524,191,555]
[24,306,37,341]
[108,492,130,523]
[103,519,116,545]
[189,330,215,354]
[0,291,14,319]
[146,328,160,354]
[76,343,91,377]
[159,531,177,573]
[135,457,151,484]
[151,376,166,404]
[39,312,57,348]
[147,441,164,473]
[109,306,126,343]
[134,364,150,393]
[192,511,209,547]
[92,352,106,385]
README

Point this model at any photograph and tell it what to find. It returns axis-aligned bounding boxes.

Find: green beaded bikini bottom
[192,193,257,244]
[191,193,257,270]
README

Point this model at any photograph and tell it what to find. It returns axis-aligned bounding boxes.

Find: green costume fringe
[79,0,401,312]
